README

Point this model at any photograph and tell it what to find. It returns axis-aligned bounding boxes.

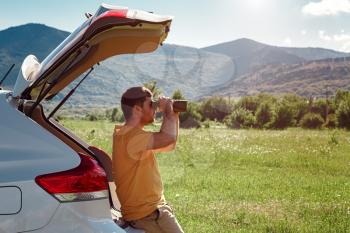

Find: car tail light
[35,153,108,202]
[97,9,128,20]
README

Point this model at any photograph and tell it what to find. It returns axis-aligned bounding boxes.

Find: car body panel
[0,181,59,233]
[26,199,127,233]
[0,186,21,214]
[0,90,80,232]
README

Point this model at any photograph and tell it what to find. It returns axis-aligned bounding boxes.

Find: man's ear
[133,105,142,116]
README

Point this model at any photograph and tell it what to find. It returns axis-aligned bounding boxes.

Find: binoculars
[152,99,187,112]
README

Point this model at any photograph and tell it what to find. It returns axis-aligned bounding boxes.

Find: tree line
[82,81,350,130]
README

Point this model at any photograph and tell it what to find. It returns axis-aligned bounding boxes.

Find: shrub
[172,89,185,100]
[300,113,324,129]
[180,102,202,128]
[224,108,256,129]
[281,94,308,124]
[111,107,124,122]
[255,102,274,128]
[200,96,233,122]
[311,98,335,121]
[234,95,260,114]
[86,113,98,121]
[334,89,350,108]
[143,80,162,98]
[324,113,337,128]
[271,104,294,129]
[336,98,350,130]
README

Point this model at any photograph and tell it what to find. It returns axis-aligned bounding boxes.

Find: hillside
[212,57,350,97]
[0,23,70,87]
[1,24,350,110]
[202,38,349,77]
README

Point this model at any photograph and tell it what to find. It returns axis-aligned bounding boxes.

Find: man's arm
[152,113,179,153]
[146,99,179,151]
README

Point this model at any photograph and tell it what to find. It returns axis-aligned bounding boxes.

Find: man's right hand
[158,96,174,115]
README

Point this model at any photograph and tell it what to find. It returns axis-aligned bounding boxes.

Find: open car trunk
[17,3,172,107]
[14,3,173,228]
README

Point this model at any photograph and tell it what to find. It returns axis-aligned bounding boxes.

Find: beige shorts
[128,204,184,233]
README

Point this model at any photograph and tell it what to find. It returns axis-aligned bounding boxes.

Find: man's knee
[158,205,184,233]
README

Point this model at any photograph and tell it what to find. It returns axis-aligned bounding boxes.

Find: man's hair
[121,86,153,120]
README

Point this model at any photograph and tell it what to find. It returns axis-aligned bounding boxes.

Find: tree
[234,95,260,114]
[271,103,294,129]
[200,96,233,122]
[143,80,162,98]
[336,98,350,129]
[179,102,202,128]
[172,89,185,100]
[224,108,256,129]
[300,113,324,129]
[255,102,274,128]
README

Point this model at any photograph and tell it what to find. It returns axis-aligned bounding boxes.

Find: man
[112,86,184,233]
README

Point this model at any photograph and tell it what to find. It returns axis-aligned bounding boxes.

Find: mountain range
[1,23,349,110]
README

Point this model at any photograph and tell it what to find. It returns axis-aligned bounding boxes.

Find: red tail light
[35,153,108,202]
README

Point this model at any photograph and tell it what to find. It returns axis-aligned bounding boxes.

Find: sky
[1,0,350,52]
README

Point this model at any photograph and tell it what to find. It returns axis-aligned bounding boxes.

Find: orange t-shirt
[112,125,166,221]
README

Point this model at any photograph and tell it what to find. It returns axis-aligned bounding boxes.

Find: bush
[112,107,124,122]
[200,96,233,122]
[271,104,294,129]
[172,89,185,100]
[281,94,308,124]
[300,113,324,129]
[224,108,256,129]
[311,98,335,121]
[324,113,337,128]
[336,98,350,130]
[234,95,260,114]
[255,102,274,128]
[334,89,350,108]
[179,102,202,128]
[86,113,98,121]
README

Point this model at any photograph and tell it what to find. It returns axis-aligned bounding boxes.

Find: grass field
[61,119,350,233]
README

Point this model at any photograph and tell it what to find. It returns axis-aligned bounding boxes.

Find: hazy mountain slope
[202,38,349,77]
[2,24,350,109]
[0,23,69,87]
[211,57,350,97]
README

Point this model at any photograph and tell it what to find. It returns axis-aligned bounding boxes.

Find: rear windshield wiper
[48,67,94,119]
[0,64,15,89]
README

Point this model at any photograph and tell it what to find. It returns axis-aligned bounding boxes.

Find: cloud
[283,37,292,46]
[341,41,350,52]
[333,34,350,41]
[302,0,350,16]
[318,30,350,52]
[319,30,332,41]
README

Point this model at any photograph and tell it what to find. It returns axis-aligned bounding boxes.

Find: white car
[0,3,172,233]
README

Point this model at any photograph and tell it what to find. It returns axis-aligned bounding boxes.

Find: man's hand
[146,96,179,152]
[158,96,172,113]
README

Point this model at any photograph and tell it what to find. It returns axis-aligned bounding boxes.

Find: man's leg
[129,211,163,233]
[157,204,184,233]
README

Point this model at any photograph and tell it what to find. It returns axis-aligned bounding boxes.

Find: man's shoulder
[114,125,151,137]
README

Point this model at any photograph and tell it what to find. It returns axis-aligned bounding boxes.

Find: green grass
[61,119,350,233]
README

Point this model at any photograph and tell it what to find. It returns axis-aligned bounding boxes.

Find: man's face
[140,96,156,124]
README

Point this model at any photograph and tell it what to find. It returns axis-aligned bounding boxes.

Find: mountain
[0,23,70,87]
[50,44,234,108]
[1,24,350,111]
[202,38,349,77]
[211,57,350,97]
[0,23,234,108]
